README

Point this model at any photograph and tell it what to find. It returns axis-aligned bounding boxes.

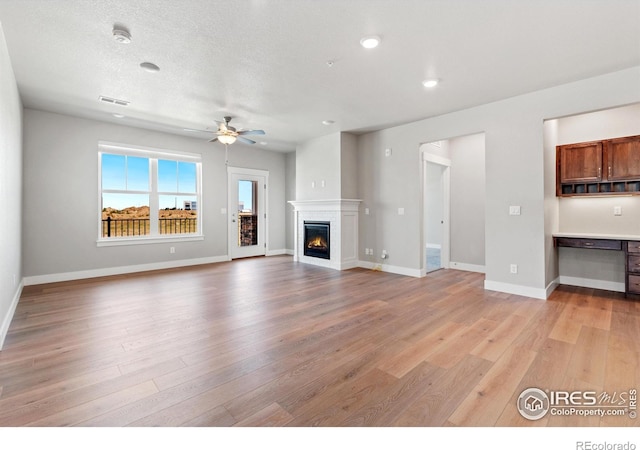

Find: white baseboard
[23,255,230,286]
[0,281,23,351]
[449,261,485,273]
[266,249,290,257]
[546,277,560,298]
[558,275,625,293]
[484,280,547,300]
[358,261,422,278]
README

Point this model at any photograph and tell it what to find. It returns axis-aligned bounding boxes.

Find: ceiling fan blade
[208,137,219,143]
[237,136,256,145]
[238,129,265,136]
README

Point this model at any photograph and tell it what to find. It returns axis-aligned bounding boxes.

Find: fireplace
[304,221,330,260]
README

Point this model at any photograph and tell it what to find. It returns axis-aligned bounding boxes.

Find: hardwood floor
[1,256,638,427]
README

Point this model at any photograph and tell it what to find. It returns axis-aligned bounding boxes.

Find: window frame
[97,141,203,247]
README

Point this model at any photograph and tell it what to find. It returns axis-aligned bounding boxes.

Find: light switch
[365,208,370,215]
[385,148,392,157]
[398,207,405,216]
[221,208,227,214]
[614,206,622,216]
[509,205,521,216]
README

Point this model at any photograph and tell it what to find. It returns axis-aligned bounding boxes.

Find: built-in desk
[553,232,640,297]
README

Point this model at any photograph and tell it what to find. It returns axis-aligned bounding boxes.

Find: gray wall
[285,151,296,252]
[22,109,287,279]
[358,66,640,297]
[340,132,358,199]
[295,132,341,200]
[0,23,22,348]
[449,133,485,267]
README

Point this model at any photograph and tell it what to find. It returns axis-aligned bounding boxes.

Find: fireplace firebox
[304,221,330,260]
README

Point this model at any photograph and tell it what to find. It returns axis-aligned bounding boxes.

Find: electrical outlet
[510,264,518,274]
[614,206,622,216]
[170,247,176,254]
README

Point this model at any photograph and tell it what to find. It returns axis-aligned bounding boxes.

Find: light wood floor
[1,256,638,427]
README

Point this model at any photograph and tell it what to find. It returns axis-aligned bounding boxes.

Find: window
[98,142,202,245]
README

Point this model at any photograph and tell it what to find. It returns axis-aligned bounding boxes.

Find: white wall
[22,109,287,282]
[357,66,640,298]
[0,23,23,349]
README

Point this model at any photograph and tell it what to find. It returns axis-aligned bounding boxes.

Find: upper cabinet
[607,135,640,181]
[558,141,603,183]
[556,134,640,196]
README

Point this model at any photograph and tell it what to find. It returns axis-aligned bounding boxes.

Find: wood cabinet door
[606,135,640,181]
[558,141,602,183]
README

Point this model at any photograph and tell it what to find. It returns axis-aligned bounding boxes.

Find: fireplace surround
[289,199,361,270]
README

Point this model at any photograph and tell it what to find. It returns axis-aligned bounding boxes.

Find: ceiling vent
[99,96,130,107]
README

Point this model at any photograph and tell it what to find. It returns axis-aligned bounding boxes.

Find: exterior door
[228,167,268,259]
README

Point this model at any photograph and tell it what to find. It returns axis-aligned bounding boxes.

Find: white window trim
[97,141,203,246]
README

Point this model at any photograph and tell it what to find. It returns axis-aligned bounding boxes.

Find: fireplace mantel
[288,199,362,270]
[288,199,362,212]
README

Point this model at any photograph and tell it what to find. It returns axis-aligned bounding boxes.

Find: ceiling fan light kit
[218,134,237,145]
[208,116,265,146]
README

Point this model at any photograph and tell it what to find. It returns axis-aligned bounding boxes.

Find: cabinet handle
[598,167,601,178]
[584,242,594,246]
[609,166,612,178]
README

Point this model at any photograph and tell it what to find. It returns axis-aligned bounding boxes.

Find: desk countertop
[553,232,640,241]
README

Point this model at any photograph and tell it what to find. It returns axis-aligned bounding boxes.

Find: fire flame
[307,236,328,249]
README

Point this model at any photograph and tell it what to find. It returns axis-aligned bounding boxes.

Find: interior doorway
[228,167,268,259]
[422,147,451,274]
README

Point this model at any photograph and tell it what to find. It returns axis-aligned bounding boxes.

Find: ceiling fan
[208,116,265,145]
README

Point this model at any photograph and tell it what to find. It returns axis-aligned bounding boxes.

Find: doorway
[228,167,268,259]
[422,148,451,274]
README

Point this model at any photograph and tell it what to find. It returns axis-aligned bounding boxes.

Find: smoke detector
[112,27,132,44]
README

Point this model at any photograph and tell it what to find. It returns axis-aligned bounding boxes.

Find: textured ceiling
[0,0,639,152]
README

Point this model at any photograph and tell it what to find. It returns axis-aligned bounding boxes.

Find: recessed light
[112,27,131,44]
[360,36,380,49]
[112,113,125,119]
[322,120,335,126]
[140,62,160,73]
[422,78,440,88]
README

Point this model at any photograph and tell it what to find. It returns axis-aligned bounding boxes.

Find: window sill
[96,235,204,247]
